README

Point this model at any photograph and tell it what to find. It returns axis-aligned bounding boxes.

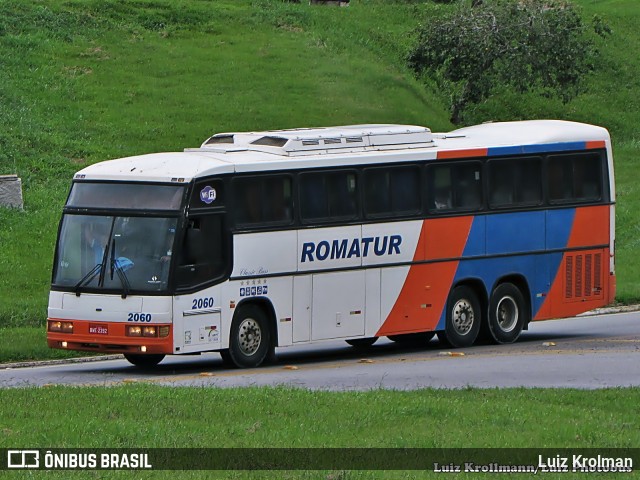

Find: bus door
[172,212,226,354]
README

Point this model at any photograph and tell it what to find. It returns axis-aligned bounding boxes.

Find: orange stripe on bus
[375,217,473,336]
[437,148,488,159]
[566,205,610,248]
[586,140,606,149]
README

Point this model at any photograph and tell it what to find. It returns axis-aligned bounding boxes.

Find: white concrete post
[0,174,24,210]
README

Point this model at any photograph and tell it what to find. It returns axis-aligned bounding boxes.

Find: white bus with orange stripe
[48,121,616,368]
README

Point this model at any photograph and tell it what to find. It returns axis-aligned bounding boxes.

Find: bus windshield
[52,214,179,294]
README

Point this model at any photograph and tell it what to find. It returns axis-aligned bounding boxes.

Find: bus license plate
[89,324,108,335]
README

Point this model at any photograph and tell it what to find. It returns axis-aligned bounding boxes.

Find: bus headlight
[142,326,156,337]
[49,321,62,332]
[127,325,167,337]
[127,326,142,337]
[49,321,73,333]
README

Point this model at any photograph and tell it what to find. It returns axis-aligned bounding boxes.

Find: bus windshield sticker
[200,186,217,204]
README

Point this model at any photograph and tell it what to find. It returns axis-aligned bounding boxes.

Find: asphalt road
[1,310,639,390]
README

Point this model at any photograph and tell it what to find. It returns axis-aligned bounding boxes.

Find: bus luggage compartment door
[311,271,365,340]
[179,309,222,353]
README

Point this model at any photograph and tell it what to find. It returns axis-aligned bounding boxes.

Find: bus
[47,120,616,368]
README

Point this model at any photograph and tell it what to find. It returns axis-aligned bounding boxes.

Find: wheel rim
[496,295,518,333]
[237,317,262,356]
[451,299,475,336]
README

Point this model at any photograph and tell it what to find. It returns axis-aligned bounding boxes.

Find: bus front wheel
[219,349,233,366]
[438,285,481,348]
[229,304,273,368]
[123,353,165,368]
[487,283,526,344]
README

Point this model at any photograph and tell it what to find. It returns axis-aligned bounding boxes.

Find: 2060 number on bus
[192,297,215,309]
[128,313,152,322]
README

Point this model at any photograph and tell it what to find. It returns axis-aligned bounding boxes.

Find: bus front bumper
[47,318,173,355]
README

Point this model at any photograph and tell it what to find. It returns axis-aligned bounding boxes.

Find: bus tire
[488,283,526,344]
[123,353,165,368]
[228,304,272,368]
[219,349,233,366]
[387,332,435,345]
[346,337,378,348]
[439,285,481,348]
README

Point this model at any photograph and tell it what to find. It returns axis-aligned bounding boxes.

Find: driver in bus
[83,223,133,273]
[83,223,109,267]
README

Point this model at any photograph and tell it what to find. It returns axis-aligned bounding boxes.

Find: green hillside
[0,0,638,360]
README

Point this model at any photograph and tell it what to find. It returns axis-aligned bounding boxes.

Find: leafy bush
[408,0,601,124]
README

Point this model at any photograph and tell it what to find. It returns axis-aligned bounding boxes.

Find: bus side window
[517,158,542,204]
[364,169,390,216]
[489,161,514,207]
[548,152,603,203]
[328,172,357,218]
[489,157,541,208]
[548,157,573,201]
[264,176,292,223]
[575,153,602,200]
[365,166,420,217]
[300,170,358,222]
[392,167,420,212]
[235,178,262,224]
[233,176,292,227]
[429,162,481,212]
[454,163,482,209]
[429,165,453,211]
[300,174,326,219]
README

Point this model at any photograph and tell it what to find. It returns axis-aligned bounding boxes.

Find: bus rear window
[548,152,603,203]
[67,183,185,210]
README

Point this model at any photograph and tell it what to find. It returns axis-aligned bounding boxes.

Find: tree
[408,0,600,124]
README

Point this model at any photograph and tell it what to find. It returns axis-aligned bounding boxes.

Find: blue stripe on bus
[546,208,576,249]
[436,209,576,329]
[488,142,587,157]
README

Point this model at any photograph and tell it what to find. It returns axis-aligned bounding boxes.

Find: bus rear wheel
[229,304,273,368]
[487,283,526,344]
[123,353,165,368]
[438,285,481,348]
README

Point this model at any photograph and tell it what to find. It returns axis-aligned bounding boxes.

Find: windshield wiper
[109,238,116,281]
[114,265,131,299]
[109,238,131,299]
[74,264,102,296]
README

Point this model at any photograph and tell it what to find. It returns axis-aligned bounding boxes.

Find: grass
[0,385,639,478]
[0,0,639,363]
